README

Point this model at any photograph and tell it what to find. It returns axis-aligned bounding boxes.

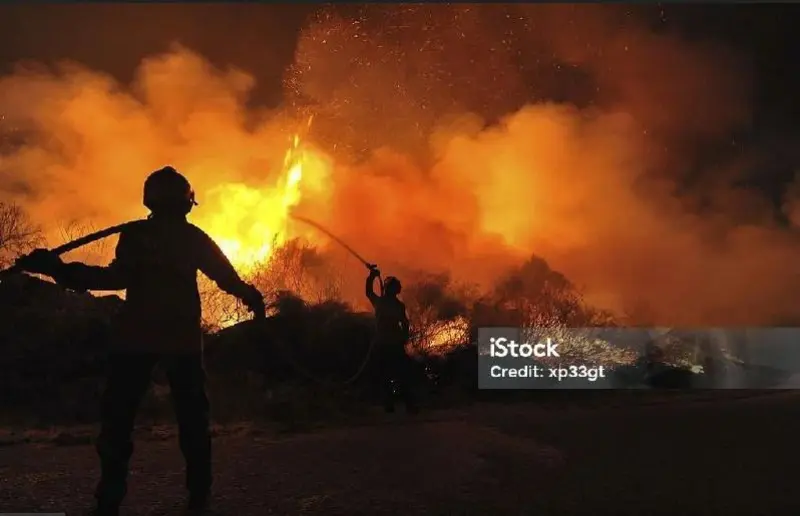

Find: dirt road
[2,391,798,515]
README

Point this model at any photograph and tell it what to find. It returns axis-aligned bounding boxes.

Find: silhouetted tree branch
[0,201,43,268]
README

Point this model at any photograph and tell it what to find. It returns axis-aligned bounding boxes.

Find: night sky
[1,3,798,194]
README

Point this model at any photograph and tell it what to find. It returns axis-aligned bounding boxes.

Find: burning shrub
[401,272,473,353]
[200,238,347,331]
[0,220,632,426]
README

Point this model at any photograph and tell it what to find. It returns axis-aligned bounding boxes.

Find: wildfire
[197,118,321,272]
[425,316,471,350]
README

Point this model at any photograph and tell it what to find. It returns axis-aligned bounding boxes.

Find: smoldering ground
[0,4,798,326]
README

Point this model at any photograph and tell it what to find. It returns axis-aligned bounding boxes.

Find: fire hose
[0,220,142,281]
[282,213,383,386]
[290,215,379,274]
[0,216,384,387]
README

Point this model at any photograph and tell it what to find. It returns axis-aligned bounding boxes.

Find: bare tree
[197,238,351,333]
[0,201,43,268]
[198,275,245,331]
[402,273,473,354]
[57,219,113,264]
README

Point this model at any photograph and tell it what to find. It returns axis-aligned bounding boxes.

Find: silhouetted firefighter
[365,266,418,414]
[16,166,265,516]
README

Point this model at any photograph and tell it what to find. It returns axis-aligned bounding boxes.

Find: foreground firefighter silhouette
[365,265,419,414]
[15,166,265,516]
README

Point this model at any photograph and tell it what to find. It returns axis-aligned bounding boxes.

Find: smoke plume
[1,4,798,325]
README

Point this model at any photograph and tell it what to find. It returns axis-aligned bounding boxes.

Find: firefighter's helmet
[143,166,198,215]
[384,276,402,296]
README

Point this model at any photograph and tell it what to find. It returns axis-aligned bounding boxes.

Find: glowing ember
[425,316,470,349]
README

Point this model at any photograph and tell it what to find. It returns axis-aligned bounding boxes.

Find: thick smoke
[288,4,800,325]
[1,5,798,325]
[0,47,310,232]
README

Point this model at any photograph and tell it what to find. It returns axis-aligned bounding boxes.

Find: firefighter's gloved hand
[241,284,266,319]
[368,265,380,277]
[15,248,64,277]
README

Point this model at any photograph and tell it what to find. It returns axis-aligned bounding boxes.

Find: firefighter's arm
[53,232,131,291]
[197,231,264,315]
[16,233,131,291]
[366,269,380,306]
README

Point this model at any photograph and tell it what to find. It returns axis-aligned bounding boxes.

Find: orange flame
[195,116,323,273]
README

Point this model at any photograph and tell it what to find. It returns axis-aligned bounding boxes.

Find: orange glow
[192,117,328,273]
[3,23,800,329]
[425,316,470,349]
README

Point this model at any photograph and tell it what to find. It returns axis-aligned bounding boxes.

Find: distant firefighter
[365,265,418,414]
[16,166,265,516]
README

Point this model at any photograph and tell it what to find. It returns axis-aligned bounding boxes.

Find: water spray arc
[289,215,371,265]
[290,213,383,288]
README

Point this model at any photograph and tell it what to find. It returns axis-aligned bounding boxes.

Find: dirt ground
[1,391,799,515]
